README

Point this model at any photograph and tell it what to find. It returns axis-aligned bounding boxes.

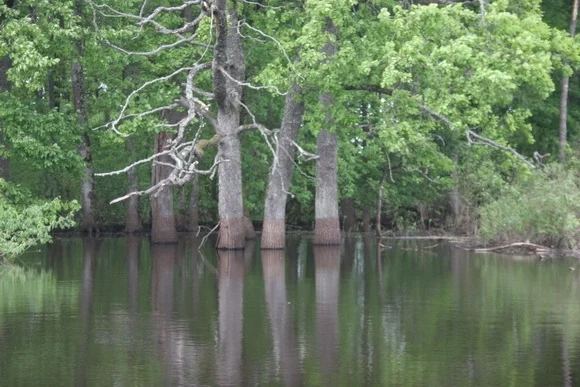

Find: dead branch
[472,242,549,254]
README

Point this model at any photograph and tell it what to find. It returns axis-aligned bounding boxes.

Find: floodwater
[1,236,580,386]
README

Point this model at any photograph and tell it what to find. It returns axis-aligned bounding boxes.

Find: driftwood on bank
[471,242,549,254]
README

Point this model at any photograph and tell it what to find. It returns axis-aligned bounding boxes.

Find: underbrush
[478,166,580,248]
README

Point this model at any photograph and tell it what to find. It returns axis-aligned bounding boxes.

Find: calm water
[1,236,580,386]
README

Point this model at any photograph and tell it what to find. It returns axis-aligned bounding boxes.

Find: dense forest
[2,0,580,260]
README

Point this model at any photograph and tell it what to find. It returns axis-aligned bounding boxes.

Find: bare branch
[218,66,287,96]
[467,130,537,169]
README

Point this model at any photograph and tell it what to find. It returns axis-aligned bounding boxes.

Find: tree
[559,0,579,163]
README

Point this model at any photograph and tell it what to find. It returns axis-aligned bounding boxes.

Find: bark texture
[314,127,340,245]
[213,2,246,249]
[314,21,340,246]
[125,139,142,233]
[559,0,579,163]
[261,83,305,249]
[151,130,178,243]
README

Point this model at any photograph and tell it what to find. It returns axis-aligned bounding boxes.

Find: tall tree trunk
[214,2,246,249]
[73,0,96,235]
[341,198,357,232]
[261,83,305,249]
[151,130,178,243]
[0,56,11,181]
[314,128,340,245]
[314,21,340,246]
[189,172,199,232]
[559,0,579,163]
[125,139,142,233]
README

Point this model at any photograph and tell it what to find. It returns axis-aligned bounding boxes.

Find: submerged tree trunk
[125,139,142,233]
[73,0,96,235]
[151,130,178,243]
[214,2,246,249]
[314,20,340,246]
[261,83,305,249]
[341,198,357,232]
[314,128,340,245]
[559,0,579,163]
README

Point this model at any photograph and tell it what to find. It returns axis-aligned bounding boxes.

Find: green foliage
[479,166,580,247]
[0,180,79,263]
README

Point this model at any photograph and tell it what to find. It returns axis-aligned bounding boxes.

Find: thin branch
[467,130,536,169]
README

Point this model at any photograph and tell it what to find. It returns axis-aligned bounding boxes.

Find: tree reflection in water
[262,250,302,386]
[314,246,341,385]
[216,250,245,387]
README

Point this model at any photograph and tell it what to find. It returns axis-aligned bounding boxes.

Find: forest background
[2,0,580,261]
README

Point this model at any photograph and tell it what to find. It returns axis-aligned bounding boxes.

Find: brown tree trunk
[188,172,199,232]
[262,250,302,386]
[362,207,371,232]
[314,246,340,384]
[341,198,357,232]
[151,130,178,243]
[214,2,246,249]
[314,21,340,246]
[0,56,11,181]
[559,0,579,163]
[73,0,96,235]
[314,128,340,245]
[125,139,142,233]
[261,83,305,249]
[216,250,245,386]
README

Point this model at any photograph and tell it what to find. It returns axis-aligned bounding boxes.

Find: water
[1,236,580,386]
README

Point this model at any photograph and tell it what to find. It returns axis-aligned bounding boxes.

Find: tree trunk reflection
[262,250,302,386]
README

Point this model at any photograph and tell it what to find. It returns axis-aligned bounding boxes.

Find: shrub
[478,166,580,248]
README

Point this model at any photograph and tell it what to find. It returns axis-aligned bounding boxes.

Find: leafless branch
[466,130,536,169]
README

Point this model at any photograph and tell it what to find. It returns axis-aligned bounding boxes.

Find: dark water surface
[2,236,580,386]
